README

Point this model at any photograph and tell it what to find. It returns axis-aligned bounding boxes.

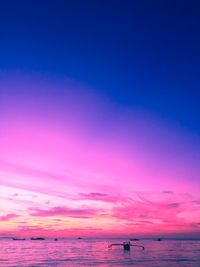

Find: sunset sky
[0,1,200,238]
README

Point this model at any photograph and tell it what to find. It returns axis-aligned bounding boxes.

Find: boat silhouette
[108,241,144,251]
[31,237,45,240]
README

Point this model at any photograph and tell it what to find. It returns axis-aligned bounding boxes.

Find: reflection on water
[0,238,200,266]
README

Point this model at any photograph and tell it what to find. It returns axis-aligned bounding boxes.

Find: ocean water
[0,238,200,267]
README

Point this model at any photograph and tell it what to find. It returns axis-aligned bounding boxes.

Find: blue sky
[0,0,200,135]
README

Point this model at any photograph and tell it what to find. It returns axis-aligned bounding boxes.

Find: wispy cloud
[112,193,200,229]
[78,192,126,203]
[29,206,99,219]
[0,213,19,221]
[162,191,174,194]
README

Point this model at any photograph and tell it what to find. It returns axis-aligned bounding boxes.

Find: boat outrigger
[108,241,145,251]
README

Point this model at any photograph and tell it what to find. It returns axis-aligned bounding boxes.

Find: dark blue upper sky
[0,0,200,134]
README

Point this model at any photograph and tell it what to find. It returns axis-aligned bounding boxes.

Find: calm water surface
[0,238,200,267]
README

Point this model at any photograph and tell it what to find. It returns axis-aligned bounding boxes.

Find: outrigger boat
[108,241,144,251]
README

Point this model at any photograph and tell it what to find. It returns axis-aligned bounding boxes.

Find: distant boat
[157,238,162,241]
[130,238,139,241]
[54,238,58,241]
[31,237,45,240]
[78,237,82,239]
[12,238,26,240]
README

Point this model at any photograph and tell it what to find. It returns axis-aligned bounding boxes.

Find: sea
[0,238,200,267]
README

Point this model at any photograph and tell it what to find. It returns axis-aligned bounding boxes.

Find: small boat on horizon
[31,237,45,240]
[130,238,139,241]
[12,238,26,240]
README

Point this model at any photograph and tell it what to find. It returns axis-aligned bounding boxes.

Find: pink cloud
[78,192,127,203]
[112,193,200,234]
[113,200,181,222]
[0,213,19,221]
[29,206,99,218]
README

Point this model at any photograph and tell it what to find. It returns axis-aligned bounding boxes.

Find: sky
[0,0,200,238]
